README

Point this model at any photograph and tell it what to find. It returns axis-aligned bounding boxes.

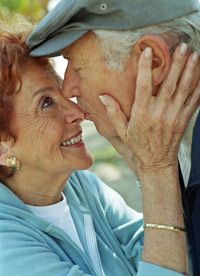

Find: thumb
[99,95,128,141]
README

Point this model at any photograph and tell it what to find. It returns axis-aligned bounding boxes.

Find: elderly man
[27,0,200,274]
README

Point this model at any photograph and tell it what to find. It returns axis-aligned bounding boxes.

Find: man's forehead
[62,40,93,66]
[62,33,93,56]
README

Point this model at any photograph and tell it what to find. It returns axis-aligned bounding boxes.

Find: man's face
[62,32,139,139]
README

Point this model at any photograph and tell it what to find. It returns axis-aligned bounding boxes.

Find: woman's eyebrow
[32,86,55,98]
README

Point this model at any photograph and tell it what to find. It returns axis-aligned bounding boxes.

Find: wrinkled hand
[99,46,200,173]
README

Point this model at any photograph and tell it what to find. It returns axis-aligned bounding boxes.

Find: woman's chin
[80,155,93,170]
[71,154,93,171]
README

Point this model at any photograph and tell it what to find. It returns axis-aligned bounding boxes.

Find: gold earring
[5,156,21,172]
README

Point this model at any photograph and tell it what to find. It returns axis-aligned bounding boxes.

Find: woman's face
[9,60,92,177]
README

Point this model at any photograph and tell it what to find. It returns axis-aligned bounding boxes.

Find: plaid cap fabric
[27,0,200,57]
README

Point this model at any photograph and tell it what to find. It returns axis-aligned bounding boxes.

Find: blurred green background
[0,0,48,21]
[0,0,142,211]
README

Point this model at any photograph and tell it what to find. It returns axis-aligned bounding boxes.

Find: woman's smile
[6,59,93,180]
[60,131,85,148]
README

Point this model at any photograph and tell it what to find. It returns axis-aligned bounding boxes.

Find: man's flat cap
[27,0,200,57]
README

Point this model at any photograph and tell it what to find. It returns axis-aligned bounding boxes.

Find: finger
[159,43,189,100]
[99,95,128,141]
[174,51,199,106]
[181,81,200,129]
[134,47,153,106]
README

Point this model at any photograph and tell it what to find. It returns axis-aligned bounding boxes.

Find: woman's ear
[134,35,171,86]
[0,138,15,166]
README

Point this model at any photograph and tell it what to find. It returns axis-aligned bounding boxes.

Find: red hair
[0,30,49,180]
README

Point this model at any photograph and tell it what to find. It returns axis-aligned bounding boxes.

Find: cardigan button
[100,3,107,11]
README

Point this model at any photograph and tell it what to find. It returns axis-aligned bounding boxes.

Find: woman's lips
[85,113,93,121]
[67,140,85,148]
[60,131,84,147]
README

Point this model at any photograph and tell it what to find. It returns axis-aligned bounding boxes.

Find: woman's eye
[41,97,53,109]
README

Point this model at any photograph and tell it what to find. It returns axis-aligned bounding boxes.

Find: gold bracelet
[144,223,186,233]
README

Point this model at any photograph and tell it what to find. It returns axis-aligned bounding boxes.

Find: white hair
[93,11,200,71]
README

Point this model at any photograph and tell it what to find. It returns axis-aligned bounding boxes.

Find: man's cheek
[78,94,93,108]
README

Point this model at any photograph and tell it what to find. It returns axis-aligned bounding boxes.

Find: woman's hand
[99,46,200,174]
[99,45,199,274]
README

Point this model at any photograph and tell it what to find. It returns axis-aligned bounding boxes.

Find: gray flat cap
[27,0,200,57]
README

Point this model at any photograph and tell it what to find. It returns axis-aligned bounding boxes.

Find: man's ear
[134,35,171,86]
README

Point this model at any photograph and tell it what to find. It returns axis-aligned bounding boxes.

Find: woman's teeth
[61,134,82,147]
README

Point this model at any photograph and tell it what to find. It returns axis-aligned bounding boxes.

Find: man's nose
[63,63,81,98]
[61,99,85,124]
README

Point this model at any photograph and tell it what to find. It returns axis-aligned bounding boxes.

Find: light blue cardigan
[0,170,184,276]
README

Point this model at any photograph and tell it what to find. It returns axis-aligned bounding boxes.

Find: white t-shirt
[27,192,104,276]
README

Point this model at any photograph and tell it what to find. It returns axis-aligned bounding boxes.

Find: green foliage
[0,0,48,21]
[92,144,120,163]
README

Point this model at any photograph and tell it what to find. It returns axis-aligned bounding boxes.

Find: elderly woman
[0,15,199,276]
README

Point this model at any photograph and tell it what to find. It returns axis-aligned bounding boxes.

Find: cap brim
[29,30,87,57]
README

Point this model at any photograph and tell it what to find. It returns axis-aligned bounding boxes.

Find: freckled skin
[62,32,138,139]
[5,60,92,206]
[11,60,92,173]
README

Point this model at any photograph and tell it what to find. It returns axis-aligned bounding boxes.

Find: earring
[5,156,21,172]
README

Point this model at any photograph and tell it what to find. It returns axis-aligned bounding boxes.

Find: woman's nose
[61,99,85,124]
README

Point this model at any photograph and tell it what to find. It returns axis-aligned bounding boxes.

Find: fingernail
[179,43,188,55]
[144,47,152,58]
[192,52,199,62]
[99,95,111,106]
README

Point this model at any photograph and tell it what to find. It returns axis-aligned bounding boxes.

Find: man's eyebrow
[32,87,55,98]
[62,48,73,59]
[62,49,69,58]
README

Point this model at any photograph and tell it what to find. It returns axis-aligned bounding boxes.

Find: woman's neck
[5,168,70,206]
